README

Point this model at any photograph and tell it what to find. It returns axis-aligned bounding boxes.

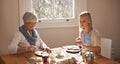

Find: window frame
[19,0,87,28]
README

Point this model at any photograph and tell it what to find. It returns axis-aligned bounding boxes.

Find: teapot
[82,51,94,64]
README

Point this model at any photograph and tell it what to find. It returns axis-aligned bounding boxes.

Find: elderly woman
[75,11,101,54]
[8,12,51,55]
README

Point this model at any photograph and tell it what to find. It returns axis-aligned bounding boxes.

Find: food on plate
[66,47,80,53]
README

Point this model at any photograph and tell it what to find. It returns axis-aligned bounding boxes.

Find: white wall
[87,0,120,58]
[0,0,19,54]
[0,0,120,55]
[37,27,78,48]
[87,0,120,49]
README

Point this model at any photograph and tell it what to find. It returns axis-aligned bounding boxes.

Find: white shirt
[8,30,48,54]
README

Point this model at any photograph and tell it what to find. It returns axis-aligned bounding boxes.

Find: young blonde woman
[76,11,101,55]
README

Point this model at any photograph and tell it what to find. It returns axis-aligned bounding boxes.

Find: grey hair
[22,12,37,23]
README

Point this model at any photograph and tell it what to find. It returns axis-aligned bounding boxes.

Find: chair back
[101,38,112,58]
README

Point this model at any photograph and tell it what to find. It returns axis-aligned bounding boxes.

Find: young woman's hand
[75,37,83,47]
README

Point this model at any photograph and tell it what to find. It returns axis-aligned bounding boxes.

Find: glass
[41,54,49,64]
[35,57,43,64]
[55,48,62,56]
[49,53,56,64]
[81,49,87,62]
[49,53,56,60]
[29,57,43,64]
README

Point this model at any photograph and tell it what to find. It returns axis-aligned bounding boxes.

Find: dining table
[0,45,119,64]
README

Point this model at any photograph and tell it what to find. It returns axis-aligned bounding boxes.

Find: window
[19,0,87,28]
[32,0,74,20]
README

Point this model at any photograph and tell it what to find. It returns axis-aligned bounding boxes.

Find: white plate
[66,48,80,53]
[35,51,49,57]
[62,45,79,49]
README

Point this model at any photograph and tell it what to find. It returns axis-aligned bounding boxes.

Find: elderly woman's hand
[45,48,52,53]
[27,45,38,52]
